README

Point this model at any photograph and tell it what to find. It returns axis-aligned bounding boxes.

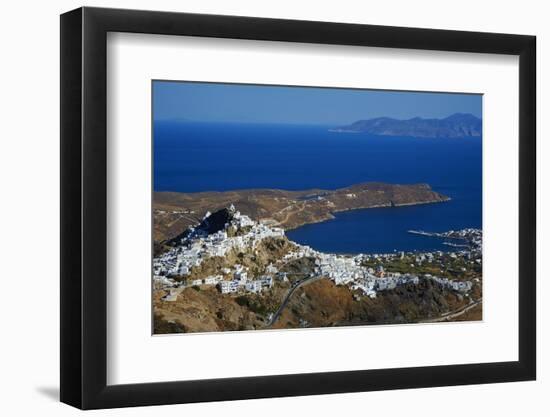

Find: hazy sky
[153,80,482,125]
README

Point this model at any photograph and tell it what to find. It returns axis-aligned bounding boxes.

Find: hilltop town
[153,205,482,333]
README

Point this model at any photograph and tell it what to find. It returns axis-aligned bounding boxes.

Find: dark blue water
[154,121,482,254]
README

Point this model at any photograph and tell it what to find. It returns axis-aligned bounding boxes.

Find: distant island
[331,113,482,138]
[154,182,450,245]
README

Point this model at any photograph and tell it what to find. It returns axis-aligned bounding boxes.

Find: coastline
[281,197,451,232]
[153,182,451,242]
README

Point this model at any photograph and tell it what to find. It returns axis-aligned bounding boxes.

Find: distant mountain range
[332,113,482,138]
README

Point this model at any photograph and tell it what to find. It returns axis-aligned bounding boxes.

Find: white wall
[0,0,546,415]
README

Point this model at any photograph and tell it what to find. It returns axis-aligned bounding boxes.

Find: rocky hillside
[154,276,480,334]
[272,277,479,329]
[154,182,450,243]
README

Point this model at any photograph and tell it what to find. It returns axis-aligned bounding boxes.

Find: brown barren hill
[154,182,449,242]
[272,277,477,329]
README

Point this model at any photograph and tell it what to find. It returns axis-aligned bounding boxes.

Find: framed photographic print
[60,6,536,409]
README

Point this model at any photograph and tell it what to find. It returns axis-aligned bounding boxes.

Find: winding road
[422,298,483,323]
[266,281,482,327]
[266,275,323,327]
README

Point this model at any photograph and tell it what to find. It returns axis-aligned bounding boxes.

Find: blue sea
[154,121,482,254]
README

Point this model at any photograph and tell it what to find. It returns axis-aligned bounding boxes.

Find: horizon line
[153,111,482,126]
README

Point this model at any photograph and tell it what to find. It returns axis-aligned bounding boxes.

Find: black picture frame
[60,6,536,410]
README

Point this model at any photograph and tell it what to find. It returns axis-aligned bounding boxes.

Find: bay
[154,121,482,253]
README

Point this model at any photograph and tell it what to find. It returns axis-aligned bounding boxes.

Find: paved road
[422,298,483,323]
[266,275,323,327]
[267,280,481,327]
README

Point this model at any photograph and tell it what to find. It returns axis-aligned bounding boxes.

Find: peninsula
[154,182,450,244]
